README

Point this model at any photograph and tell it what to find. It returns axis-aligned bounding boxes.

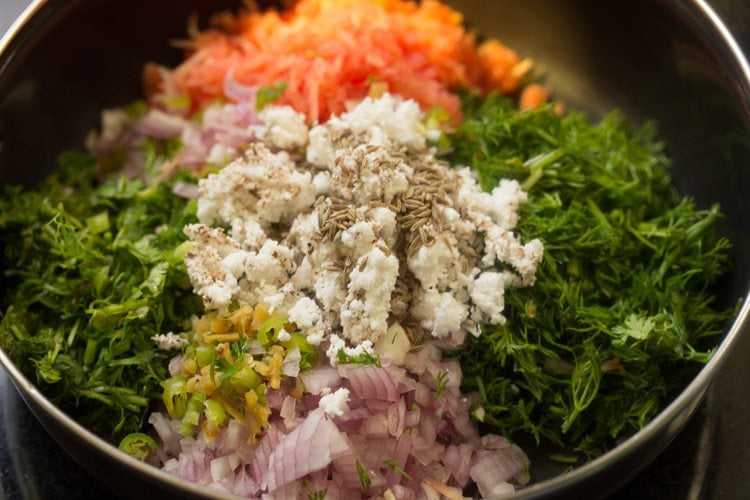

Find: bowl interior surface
[1,0,749,498]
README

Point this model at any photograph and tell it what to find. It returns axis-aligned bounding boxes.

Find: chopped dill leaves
[356,459,372,488]
[0,152,201,437]
[432,370,449,401]
[217,358,240,382]
[383,459,413,480]
[336,348,381,367]
[307,489,327,500]
[449,94,733,457]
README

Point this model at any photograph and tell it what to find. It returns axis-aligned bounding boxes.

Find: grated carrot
[147,0,525,124]
[519,83,548,110]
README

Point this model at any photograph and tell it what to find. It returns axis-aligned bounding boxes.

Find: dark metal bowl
[1,0,749,498]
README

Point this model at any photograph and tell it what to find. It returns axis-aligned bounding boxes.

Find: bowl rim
[1,0,749,498]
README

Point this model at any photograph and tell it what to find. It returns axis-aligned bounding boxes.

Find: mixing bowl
[1,0,749,498]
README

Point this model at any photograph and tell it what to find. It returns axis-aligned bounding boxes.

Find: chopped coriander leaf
[449,94,732,457]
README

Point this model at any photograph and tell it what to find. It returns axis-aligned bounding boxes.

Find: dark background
[0,1,749,499]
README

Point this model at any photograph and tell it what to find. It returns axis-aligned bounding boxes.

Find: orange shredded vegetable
[146,0,531,123]
[519,83,548,111]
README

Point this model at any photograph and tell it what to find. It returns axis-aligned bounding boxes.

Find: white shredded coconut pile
[196,143,315,228]
[253,105,309,150]
[288,296,325,345]
[183,93,543,352]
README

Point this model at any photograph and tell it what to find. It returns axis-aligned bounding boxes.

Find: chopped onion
[281,346,302,377]
[250,426,284,483]
[442,443,472,487]
[218,419,245,455]
[246,340,266,356]
[404,343,442,375]
[373,323,412,366]
[339,364,405,401]
[138,109,188,138]
[263,409,351,492]
[171,181,200,200]
[389,434,412,486]
[265,388,285,410]
[470,448,526,498]
[210,456,233,482]
[386,398,407,438]
[299,365,341,394]
[360,413,390,438]
[280,395,298,429]
[153,329,531,498]
[223,70,257,104]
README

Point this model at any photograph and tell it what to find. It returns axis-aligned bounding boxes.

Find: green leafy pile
[0,153,201,437]
[449,95,732,457]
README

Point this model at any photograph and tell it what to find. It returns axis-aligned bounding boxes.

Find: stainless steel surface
[0,0,29,34]
[1,1,749,498]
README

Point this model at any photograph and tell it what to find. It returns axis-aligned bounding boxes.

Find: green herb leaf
[307,490,327,500]
[218,357,240,382]
[335,348,381,367]
[449,94,732,457]
[256,81,288,111]
[382,459,413,480]
[356,459,372,488]
[0,154,201,437]
[432,370,449,401]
